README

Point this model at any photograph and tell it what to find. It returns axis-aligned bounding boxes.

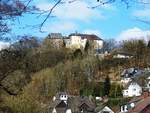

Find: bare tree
[0,0,37,40]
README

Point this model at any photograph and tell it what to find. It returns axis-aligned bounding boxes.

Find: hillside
[0,37,150,113]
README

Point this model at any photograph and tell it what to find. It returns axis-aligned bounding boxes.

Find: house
[144,76,150,92]
[121,68,143,78]
[126,96,150,113]
[49,92,69,113]
[122,82,142,97]
[96,106,114,113]
[113,51,133,59]
[49,92,96,113]
[121,68,144,84]
[67,33,103,50]
[51,100,68,113]
[125,72,150,92]
[46,33,65,49]
[120,102,136,113]
[120,93,149,113]
[78,97,95,112]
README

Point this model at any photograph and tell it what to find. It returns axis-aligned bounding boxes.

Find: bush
[3,94,44,113]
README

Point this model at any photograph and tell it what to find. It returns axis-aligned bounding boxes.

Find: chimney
[142,91,149,98]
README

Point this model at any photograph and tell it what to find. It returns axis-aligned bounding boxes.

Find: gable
[98,106,114,113]
[55,101,67,113]
[80,103,89,109]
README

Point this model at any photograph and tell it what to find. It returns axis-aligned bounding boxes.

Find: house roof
[114,51,134,56]
[49,100,67,113]
[123,80,142,90]
[69,33,103,40]
[95,105,114,113]
[121,68,144,78]
[49,100,63,109]
[67,96,95,112]
[127,96,150,113]
[47,33,64,39]
[128,72,150,88]
[49,94,96,113]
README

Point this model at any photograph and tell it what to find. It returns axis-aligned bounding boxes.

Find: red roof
[69,33,102,40]
[127,96,150,113]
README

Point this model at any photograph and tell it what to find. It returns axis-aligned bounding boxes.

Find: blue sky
[10,0,150,41]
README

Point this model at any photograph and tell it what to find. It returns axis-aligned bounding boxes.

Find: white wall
[121,78,132,84]
[123,83,142,97]
[94,40,103,49]
[69,36,87,49]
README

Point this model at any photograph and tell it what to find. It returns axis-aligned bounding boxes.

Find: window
[81,109,83,112]
[133,88,136,91]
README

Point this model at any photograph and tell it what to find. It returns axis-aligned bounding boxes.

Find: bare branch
[23,0,33,10]
[39,0,62,32]
[136,18,150,26]
[90,0,115,9]
[133,0,150,5]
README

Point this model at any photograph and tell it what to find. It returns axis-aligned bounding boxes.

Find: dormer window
[60,93,68,102]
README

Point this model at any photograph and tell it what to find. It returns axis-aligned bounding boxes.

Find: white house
[67,33,103,50]
[121,68,143,85]
[123,82,142,97]
[51,92,70,113]
[120,102,135,113]
[68,35,87,49]
[113,52,133,59]
[113,53,132,59]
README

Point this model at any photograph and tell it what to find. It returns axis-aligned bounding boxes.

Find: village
[0,32,150,113]
[42,33,150,113]
[1,0,150,113]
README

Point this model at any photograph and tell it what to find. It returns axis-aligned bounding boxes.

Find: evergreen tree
[147,40,150,48]
[104,76,111,96]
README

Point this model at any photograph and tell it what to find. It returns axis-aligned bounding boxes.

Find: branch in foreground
[136,18,150,26]
[39,0,62,32]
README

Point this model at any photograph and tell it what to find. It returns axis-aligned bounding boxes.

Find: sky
[1,0,150,47]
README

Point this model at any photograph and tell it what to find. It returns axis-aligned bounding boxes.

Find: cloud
[43,21,78,34]
[83,29,102,37]
[36,0,105,21]
[0,42,10,51]
[116,27,150,41]
[133,8,150,19]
